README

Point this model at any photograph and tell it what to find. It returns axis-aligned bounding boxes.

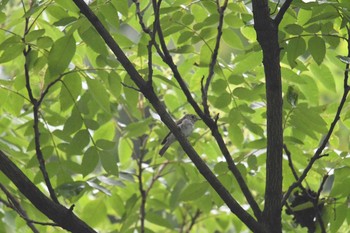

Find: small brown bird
[159,114,200,156]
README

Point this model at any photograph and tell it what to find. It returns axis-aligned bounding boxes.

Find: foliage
[0,0,349,232]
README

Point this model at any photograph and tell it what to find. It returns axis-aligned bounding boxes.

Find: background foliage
[0,0,350,232]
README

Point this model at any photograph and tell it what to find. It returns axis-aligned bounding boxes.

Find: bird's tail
[159,144,169,156]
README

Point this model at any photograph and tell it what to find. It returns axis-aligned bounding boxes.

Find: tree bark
[0,150,97,233]
[252,1,283,232]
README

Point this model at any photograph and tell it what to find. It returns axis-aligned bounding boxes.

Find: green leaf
[124,118,151,137]
[308,36,326,65]
[81,146,99,176]
[224,13,244,28]
[287,37,306,68]
[284,24,303,35]
[63,107,83,135]
[25,29,45,42]
[310,63,336,91]
[111,0,128,17]
[78,25,108,55]
[108,71,122,99]
[213,92,231,109]
[232,52,263,75]
[86,180,111,196]
[169,45,194,54]
[247,155,258,170]
[180,182,208,201]
[177,31,195,44]
[243,118,264,137]
[222,28,244,50]
[48,35,76,75]
[232,87,257,101]
[82,198,107,226]
[70,130,90,154]
[118,137,133,164]
[228,124,244,147]
[330,202,347,233]
[56,181,86,199]
[37,36,53,49]
[214,162,229,175]
[100,150,118,176]
[330,167,350,197]
[85,77,110,113]
[0,40,24,63]
[146,212,173,229]
[60,73,82,111]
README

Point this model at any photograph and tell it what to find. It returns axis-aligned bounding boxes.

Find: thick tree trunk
[252,1,283,232]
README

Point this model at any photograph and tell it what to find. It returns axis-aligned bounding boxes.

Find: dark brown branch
[282,29,350,206]
[283,144,299,181]
[201,0,228,115]
[121,82,141,92]
[137,142,146,233]
[22,9,58,204]
[274,0,293,25]
[153,0,262,220]
[133,0,151,34]
[252,1,283,231]
[185,209,201,233]
[72,1,265,231]
[283,144,307,194]
[314,175,328,233]
[0,183,41,233]
[0,150,97,233]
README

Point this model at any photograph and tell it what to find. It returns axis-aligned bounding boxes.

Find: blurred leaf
[78,25,108,55]
[308,36,326,65]
[222,28,244,50]
[287,37,306,68]
[286,86,299,107]
[284,24,303,35]
[85,77,111,113]
[48,35,76,75]
[180,182,208,201]
[81,146,99,176]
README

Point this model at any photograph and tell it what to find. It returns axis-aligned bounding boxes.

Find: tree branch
[153,0,262,219]
[252,1,283,231]
[72,0,265,231]
[22,6,58,203]
[274,0,293,25]
[201,0,228,115]
[282,31,350,205]
[0,150,97,233]
[0,183,41,233]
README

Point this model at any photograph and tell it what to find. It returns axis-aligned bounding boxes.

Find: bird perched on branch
[159,114,200,156]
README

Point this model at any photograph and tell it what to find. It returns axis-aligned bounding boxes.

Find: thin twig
[313,175,328,233]
[201,0,228,115]
[121,82,141,92]
[283,144,299,181]
[274,0,293,25]
[22,3,59,204]
[185,209,201,233]
[73,1,265,230]
[133,0,151,33]
[0,183,40,233]
[282,28,350,206]
[137,152,146,233]
[153,0,262,219]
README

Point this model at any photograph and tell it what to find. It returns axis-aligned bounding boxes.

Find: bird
[159,114,200,156]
